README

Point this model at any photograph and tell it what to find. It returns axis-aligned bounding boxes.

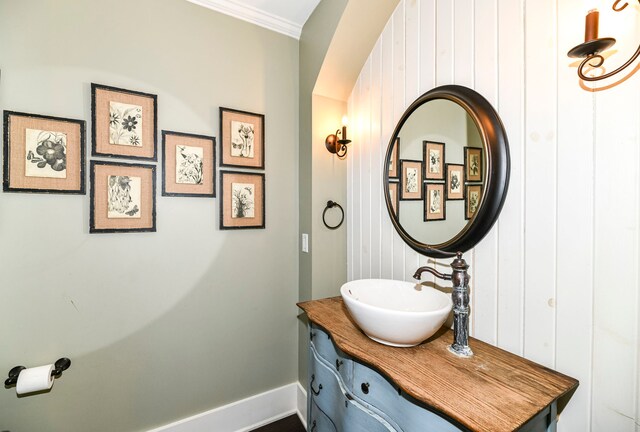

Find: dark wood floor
[250,414,306,432]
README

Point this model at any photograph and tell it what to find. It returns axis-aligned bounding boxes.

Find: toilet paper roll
[16,364,54,395]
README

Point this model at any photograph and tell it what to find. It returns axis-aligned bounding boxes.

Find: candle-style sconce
[568,1,640,82]
[325,115,352,158]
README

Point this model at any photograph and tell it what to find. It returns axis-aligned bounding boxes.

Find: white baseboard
[297,382,307,429]
[148,382,305,432]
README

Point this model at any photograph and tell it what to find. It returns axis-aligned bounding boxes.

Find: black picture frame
[423,141,446,181]
[445,163,465,200]
[91,83,158,161]
[219,107,265,170]
[424,183,446,221]
[161,130,216,198]
[90,160,157,233]
[464,146,483,182]
[219,170,266,230]
[3,110,86,194]
[465,184,484,220]
[399,159,424,201]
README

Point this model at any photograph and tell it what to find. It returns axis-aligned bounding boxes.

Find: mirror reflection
[387,99,485,246]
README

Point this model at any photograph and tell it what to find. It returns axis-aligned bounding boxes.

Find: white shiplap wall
[346,0,640,430]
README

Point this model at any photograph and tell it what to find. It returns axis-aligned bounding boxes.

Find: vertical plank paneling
[392,2,406,279]
[380,21,395,280]
[496,0,525,355]
[370,39,383,279]
[359,58,373,279]
[347,88,354,281]
[471,0,500,345]
[523,0,558,367]
[345,0,640,429]
[554,0,594,430]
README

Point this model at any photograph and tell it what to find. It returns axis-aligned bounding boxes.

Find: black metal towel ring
[322,200,344,230]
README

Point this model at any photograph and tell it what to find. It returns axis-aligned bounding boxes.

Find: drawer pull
[336,359,343,370]
[310,374,323,396]
[310,331,316,340]
[310,420,317,431]
[361,382,370,394]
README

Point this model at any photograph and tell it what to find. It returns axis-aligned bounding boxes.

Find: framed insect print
[220,107,265,170]
[3,110,86,194]
[91,83,157,161]
[425,183,446,221]
[400,159,423,200]
[464,146,483,182]
[388,181,399,217]
[465,184,483,220]
[446,163,465,200]
[423,141,445,181]
[90,161,156,233]
[220,170,265,230]
[388,137,399,179]
[162,131,216,198]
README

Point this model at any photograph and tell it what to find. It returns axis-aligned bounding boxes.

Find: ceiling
[186,0,322,39]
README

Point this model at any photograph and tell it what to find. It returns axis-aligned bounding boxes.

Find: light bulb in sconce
[325,115,352,158]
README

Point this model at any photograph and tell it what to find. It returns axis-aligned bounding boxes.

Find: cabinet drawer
[310,347,396,432]
[309,399,337,432]
[310,324,353,386]
[351,360,463,432]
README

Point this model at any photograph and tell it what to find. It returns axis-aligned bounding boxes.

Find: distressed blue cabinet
[300,298,578,432]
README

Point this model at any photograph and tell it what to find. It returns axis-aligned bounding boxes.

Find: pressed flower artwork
[400,160,423,200]
[230,121,255,158]
[109,101,143,147]
[92,83,157,161]
[231,182,255,218]
[423,141,445,180]
[107,175,141,219]
[24,129,67,178]
[446,164,465,200]
[176,145,204,185]
[220,171,264,229]
[220,108,264,169]
[465,184,483,220]
[464,146,483,182]
[161,131,215,198]
[90,161,155,233]
[425,183,445,221]
[3,111,85,194]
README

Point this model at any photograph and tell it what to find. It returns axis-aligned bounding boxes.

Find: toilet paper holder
[4,358,71,388]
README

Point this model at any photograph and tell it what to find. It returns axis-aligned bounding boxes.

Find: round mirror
[384,85,510,258]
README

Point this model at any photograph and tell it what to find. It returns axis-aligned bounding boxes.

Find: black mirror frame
[383,85,510,258]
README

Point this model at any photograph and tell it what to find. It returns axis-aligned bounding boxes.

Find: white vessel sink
[340,279,452,347]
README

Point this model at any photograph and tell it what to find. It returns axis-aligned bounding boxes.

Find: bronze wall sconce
[568,1,640,82]
[325,116,352,158]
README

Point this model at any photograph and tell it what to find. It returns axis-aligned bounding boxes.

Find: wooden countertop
[298,297,578,432]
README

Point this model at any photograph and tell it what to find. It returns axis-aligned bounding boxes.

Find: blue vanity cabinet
[300,298,579,432]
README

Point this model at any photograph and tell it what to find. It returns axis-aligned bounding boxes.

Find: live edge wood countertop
[298,297,578,432]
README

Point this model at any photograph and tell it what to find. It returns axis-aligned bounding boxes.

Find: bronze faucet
[413,252,473,357]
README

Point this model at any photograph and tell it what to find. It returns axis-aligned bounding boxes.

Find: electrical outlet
[302,233,309,253]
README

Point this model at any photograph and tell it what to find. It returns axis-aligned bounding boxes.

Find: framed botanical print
[423,141,445,181]
[3,110,86,194]
[446,163,465,200]
[162,130,216,198]
[220,107,265,170]
[90,161,156,233]
[388,181,399,217]
[220,170,265,229]
[400,160,423,200]
[464,146,483,182]
[388,137,399,179]
[425,183,446,221]
[91,83,157,161]
[465,184,483,220]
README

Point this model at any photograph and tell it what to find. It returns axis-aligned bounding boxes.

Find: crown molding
[186,0,303,39]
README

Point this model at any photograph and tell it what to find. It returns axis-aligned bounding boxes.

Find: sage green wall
[298,0,349,390]
[0,1,299,431]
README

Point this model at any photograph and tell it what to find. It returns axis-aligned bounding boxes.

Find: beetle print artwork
[230,120,254,158]
[107,175,141,218]
[109,101,143,147]
[24,129,68,178]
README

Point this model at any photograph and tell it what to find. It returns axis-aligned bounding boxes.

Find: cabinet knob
[361,382,370,394]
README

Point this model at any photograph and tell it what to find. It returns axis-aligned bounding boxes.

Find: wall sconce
[325,115,352,158]
[567,1,640,82]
